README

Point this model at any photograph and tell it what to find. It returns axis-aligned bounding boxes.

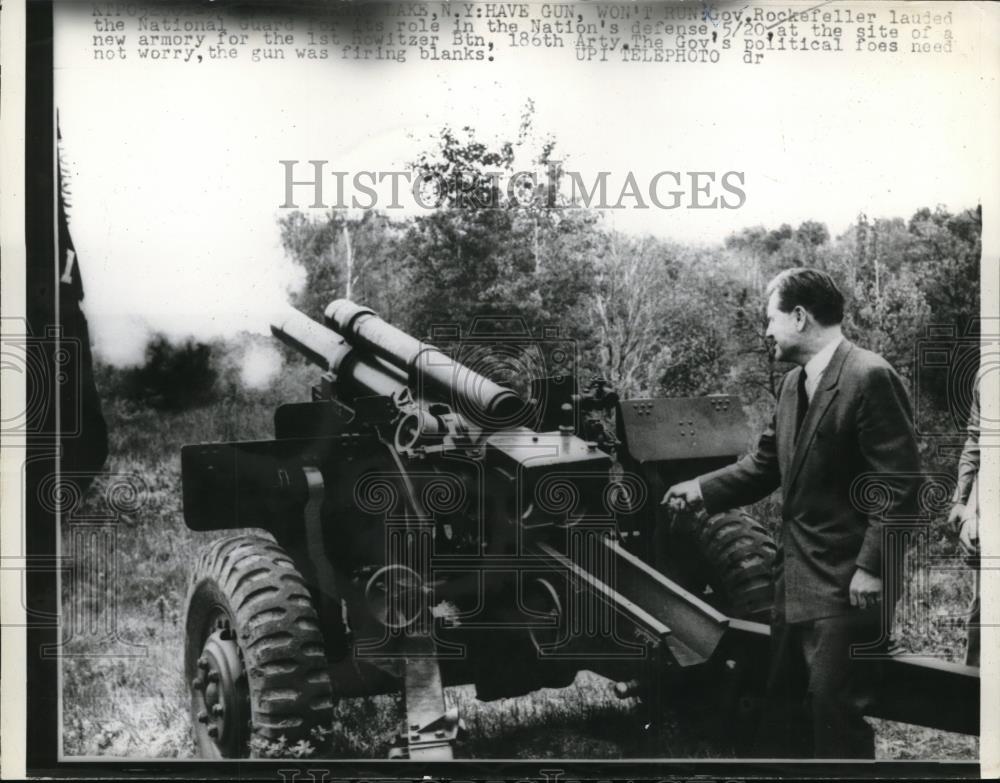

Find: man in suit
[664,267,920,758]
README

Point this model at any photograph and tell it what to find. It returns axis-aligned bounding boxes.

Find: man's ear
[794,305,808,331]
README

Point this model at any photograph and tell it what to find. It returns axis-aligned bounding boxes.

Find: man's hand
[661,479,704,513]
[849,567,882,610]
[959,515,980,556]
[947,502,968,528]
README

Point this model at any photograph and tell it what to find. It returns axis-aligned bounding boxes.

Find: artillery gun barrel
[271,305,409,401]
[324,299,526,428]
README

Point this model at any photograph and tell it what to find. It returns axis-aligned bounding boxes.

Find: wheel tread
[696,510,776,620]
[185,533,334,758]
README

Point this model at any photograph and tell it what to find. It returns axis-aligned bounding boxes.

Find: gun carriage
[181,300,978,759]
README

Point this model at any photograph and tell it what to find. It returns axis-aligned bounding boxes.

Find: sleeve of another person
[953,383,980,506]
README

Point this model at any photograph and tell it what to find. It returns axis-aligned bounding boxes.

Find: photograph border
[5,0,995,778]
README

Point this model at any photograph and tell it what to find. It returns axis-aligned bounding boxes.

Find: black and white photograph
[1,0,998,778]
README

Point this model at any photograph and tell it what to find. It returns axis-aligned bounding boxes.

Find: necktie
[795,368,809,442]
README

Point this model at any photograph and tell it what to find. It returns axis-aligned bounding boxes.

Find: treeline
[103,119,980,478]
[278,124,981,464]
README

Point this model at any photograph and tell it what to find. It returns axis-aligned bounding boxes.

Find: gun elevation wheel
[185,534,334,758]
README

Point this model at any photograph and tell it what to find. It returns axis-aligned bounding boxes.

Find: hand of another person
[849,567,883,611]
[958,515,980,556]
[947,502,967,528]
[661,479,704,513]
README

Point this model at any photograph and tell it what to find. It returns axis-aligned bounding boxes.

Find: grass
[60,358,980,760]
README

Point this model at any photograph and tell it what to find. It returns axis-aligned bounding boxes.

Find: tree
[398,106,603,343]
[587,233,672,397]
[844,272,931,381]
[279,209,410,324]
[906,205,981,332]
[794,220,830,265]
[278,210,348,320]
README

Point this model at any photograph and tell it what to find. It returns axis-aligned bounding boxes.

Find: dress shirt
[802,334,843,402]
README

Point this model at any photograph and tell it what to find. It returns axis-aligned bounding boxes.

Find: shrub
[122,336,218,411]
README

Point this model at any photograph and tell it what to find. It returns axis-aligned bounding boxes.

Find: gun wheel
[667,509,776,622]
[185,534,334,758]
[697,510,776,621]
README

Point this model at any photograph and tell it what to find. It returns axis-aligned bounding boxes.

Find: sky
[53,1,998,365]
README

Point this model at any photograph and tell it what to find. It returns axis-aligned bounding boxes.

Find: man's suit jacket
[699,340,921,624]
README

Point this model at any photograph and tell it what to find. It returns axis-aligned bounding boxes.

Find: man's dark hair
[766,267,845,326]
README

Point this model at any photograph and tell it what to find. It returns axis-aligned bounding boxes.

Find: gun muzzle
[324,299,526,429]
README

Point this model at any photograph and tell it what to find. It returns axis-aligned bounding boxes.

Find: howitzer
[181,301,978,759]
